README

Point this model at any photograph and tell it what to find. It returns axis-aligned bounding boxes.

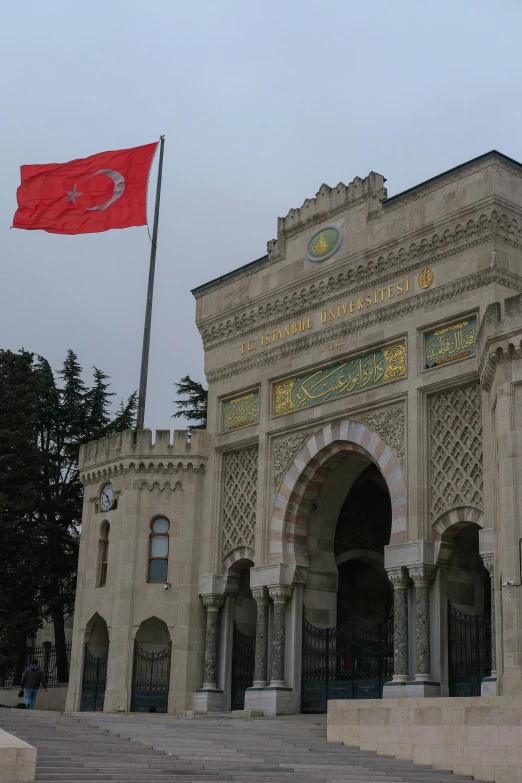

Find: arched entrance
[131,617,172,713]
[80,613,109,711]
[300,454,394,711]
[223,549,256,710]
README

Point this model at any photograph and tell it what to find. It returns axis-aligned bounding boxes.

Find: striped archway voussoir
[269,419,407,566]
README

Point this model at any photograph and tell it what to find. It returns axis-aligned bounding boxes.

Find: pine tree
[112,391,138,432]
[0,350,42,678]
[172,375,207,429]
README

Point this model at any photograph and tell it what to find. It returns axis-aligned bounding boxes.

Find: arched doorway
[131,617,171,713]
[80,613,109,711]
[445,523,491,696]
[224,552,256,710]
[301,456,394,711]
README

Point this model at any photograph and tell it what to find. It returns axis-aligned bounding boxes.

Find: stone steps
[0,708,480,783]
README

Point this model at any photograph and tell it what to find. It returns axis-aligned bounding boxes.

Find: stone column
[268,586,293,687]
[409,566,436,680]
[387,568,410,682]
[201,596,224,689]
[482,557,497,678]
[252,587,269,687]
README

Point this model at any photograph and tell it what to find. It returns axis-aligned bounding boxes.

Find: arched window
[99,522,110,586]
[149,517,169,582]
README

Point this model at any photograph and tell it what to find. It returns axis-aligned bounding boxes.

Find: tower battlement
[276,171,387,239]
[78,428,209,471]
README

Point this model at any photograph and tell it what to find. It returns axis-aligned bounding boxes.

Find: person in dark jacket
[21,660,48,710]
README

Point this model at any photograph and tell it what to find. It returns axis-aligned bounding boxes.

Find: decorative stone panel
[429,383,483,520]
[272,431,314,489]
[221,446,258,558]
[357,407,404,464]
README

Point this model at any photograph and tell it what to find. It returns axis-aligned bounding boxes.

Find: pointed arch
[269,419,406,565]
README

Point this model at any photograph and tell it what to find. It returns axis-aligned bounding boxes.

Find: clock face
[100,483,115,511]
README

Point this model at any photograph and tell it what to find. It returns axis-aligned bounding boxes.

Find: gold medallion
[418,267,434,289]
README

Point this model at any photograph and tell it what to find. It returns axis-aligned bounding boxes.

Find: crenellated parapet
[478,294,522,391]
[79,428,209,485]
[274,172,387,241]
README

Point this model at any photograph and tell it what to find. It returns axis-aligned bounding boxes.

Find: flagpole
[136,135,165,430]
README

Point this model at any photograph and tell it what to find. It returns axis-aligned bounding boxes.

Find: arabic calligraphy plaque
[222,390,260,432]
[424,317,477,369]
[273,342,406,415]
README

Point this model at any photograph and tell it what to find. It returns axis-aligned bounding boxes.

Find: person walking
[20,660,48,710]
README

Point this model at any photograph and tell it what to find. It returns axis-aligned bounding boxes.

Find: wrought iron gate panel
[80,646,108,711]
[131,641,171,713]
[231,627,255,710]
[302,615,393,713]
[448,604,491,697]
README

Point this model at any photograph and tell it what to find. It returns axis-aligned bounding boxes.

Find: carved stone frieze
[272,431,314,489]
[357,407,405,463]
[206,267,522,383]
[201,210,522,351]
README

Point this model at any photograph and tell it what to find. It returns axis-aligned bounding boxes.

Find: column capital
[481,554,494,576]
[408,565,436,588]
[251,587,269,605]
[268,585,293,604]
[201,595,224,612]
[386,567,410,590]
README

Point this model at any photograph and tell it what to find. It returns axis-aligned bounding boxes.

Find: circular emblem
[306,226,342,263]
[418,267,435,289]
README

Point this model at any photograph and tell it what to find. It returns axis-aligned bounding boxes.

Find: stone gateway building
[66,151,522,719]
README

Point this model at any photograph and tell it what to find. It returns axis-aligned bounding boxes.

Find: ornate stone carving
[201,596,224,611]
[356,406,405,463]
[206,267,522,383]
[200,212,522,351]
[409,567,436,588]
[221,446,258,558]
[272,431,314,489]
[268,586,293,604]
[429,382,483,520]
[387,569,410,590]
[251,587,269,605]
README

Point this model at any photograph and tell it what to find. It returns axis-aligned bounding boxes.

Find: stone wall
[328,696,522,783]
[0,685,67,711]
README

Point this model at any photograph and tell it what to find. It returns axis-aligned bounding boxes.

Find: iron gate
[301,615,393,713]
[231,627,255,710]
[80,646,108,711]
[448,604,491,697]
[131,641,171,713]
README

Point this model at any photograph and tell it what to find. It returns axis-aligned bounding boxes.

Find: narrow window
[149,517,169,582]
[100,522,110,586]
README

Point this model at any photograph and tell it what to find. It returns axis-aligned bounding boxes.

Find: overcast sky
[2,0,521,430]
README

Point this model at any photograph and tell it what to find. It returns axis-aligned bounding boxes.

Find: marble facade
[67,151,522,715]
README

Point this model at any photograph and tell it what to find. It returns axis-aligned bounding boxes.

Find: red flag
[12,142,158,235]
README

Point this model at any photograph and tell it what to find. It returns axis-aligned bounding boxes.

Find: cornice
[200,208,522,351]
[81,460,207,486]
[378,158,521,216]
[206,267,522,384]
[479,332,522,391]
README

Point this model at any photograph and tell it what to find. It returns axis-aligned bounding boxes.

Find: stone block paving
[0,708,481,783]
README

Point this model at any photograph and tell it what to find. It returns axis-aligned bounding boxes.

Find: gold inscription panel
[274,342,406,415]
[424,317,477,369]
[222,390,260,432]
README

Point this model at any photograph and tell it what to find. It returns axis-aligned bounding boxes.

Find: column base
[402,680,441,698]
[193,689,225,712]
[481,675,497,696]
[244,686,298,715]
